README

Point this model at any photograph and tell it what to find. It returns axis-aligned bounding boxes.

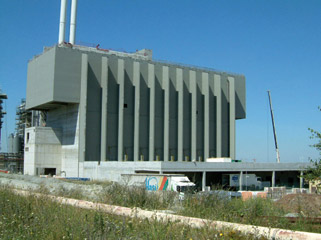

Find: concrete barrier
[292,188,308,194]
[12,189,321,240]
[256,192,267,198]
[240,191,252,200]
[264,187,286,200]
[239,191,267,200]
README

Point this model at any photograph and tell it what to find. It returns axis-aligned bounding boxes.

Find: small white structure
[206,158,232,163]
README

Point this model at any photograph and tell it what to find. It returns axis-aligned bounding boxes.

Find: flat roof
[86,161,311,173]
[160,162,311,172]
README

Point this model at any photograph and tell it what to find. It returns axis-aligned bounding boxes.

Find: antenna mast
[267,90,280,163]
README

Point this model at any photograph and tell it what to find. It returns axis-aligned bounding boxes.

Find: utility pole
[267,90,280,163]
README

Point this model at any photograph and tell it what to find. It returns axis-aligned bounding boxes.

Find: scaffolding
[15,99,31,153]
[0,89,8,151]
[0,152,23,173]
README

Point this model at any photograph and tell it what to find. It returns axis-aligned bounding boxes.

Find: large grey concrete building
[24,44,246,181]
[23,44,311,190]
[24,0,310,190]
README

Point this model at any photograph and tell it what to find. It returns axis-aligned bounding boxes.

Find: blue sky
[0,0,320,162]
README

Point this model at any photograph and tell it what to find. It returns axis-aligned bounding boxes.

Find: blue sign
[145,177,158,191]
[232,175,239,182]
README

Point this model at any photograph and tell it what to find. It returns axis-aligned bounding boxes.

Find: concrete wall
[46,104,80,177]
[82,161,162,181]
[26,47,56,110]
[24,127,62,175]
[26,47,82,110]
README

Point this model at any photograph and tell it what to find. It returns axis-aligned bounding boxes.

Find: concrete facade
[23,44,264,186]
[24,127,62,175]
[24,44,312,189]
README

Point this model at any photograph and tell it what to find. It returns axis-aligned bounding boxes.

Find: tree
[304,107,321,193]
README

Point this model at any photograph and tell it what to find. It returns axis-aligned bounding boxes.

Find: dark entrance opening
[44,168,56,176]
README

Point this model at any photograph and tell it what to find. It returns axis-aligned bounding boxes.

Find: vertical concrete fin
[228,76,235,159]
[79,53,88,163]
[163,66,169,161]
[214,74,222,157]
[190,70,197,162]
[117,59,125,161]
[300,171,304,189]
[100,57,108,162]
[202,72,209,161]
[202,171,207,191]
[133,61,140,161]
[239,171,243,191]
[148,64,155,161]
[177,68,183,161]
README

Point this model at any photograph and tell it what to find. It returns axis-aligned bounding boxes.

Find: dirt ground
[276,194,321,217]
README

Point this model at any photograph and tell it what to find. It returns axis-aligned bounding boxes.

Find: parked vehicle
[121,174,196,196]
[197,190,242,200]
[222,173,264,190]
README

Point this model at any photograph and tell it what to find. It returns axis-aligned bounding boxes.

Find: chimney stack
[58,0,67,44]
[58,0,78,45]
[69,0,78,45]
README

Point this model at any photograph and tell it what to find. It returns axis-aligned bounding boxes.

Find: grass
[5,175,321,235]
[31,180,321,234]
[98,182,177,210]
[59,179,113,187]
[0,186,264,240]
[180,192,321,233]
[181,193,289,228]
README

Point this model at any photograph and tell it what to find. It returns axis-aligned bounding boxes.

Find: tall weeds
[0,186,262,240]
[181,193,290,229]
[98,182,177,209]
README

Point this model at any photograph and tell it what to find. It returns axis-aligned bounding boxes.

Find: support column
[202,171,206,192]
[214,74,222,157]
[133,62,140,161]
[177,68,183,162]
[190,70,197,162]
[272,171,275,187]
[148,64,155,161]
[239,171,243,191]
[202,73,209,161]
[79,54,88,165]
[163,66,169,161]
[100,57,108,162]
[300,171,304,189]
[228,76,235,159]
[117,59,125,161]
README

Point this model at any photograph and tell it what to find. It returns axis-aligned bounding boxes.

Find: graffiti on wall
[145,176,168,191]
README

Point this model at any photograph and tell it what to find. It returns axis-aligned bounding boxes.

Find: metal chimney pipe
[69,0,78,45]
[58,0,68,44]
